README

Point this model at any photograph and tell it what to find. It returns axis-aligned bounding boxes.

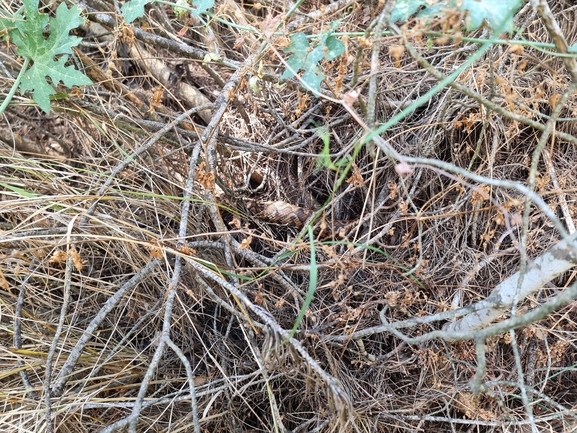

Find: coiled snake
[245,199,355,238]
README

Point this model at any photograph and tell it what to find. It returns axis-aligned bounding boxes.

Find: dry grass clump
[1,0,577,432]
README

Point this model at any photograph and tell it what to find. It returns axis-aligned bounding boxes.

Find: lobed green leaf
[282,26,345,92]
[1,1,92,113]
[20,55,92,113]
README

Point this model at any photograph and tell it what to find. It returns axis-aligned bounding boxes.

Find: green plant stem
[361,29,500,147]
[179,9,577,59]
[0,57,29,115]
[286,225,317,341]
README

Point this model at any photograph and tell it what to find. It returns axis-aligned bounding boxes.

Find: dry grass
[1,0,577,432]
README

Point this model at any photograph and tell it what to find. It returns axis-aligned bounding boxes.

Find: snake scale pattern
[245,200,354,236]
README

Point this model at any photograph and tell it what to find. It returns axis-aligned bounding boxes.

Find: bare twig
[51,259,160,397]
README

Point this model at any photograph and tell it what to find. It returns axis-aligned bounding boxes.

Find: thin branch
[51,259,159,397]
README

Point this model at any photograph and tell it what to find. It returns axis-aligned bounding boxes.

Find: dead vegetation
[1,0,577,432]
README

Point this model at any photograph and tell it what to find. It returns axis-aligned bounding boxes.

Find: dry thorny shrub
[1,0,577,432]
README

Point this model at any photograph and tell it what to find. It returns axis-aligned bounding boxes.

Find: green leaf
[282,55,306,79]
[316,127,337,171]
[0,12,15,33]
[302,68,324,92]
[391,0,430,23]
[282,32,309,79]
[122,0,214,23]
[7,2,92,113]
[325,35,345,61]
[0,182,38,198]
[307,44,325,66]
[189,0,214,17]
[121,0,151,23]
[282,25,345,93]
[48,2,87,53]
[416,2,449,20]
[460,0,523,33]
[12,1,49,55]
[393,0,523,33]
[20,55,91,113]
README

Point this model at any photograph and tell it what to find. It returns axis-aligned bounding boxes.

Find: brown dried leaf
[239,236,253,249]
[259,14,282,38]
[49,250,67,265]
[346,164,364,187]
[389,45,405,68]
[70,249,83,272]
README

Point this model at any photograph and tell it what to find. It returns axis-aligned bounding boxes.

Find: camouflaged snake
[245,200,355,237]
